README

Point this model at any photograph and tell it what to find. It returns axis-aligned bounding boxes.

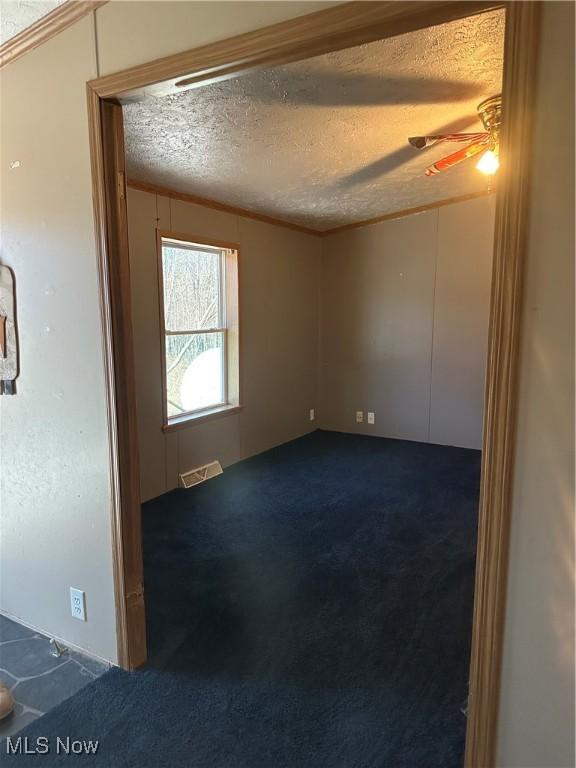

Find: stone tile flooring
[0,615,108,737]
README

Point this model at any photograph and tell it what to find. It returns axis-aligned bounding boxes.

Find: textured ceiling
[0,0,67,44]
[123,9,505,232]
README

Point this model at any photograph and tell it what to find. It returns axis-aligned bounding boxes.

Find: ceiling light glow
[476,148,500,175]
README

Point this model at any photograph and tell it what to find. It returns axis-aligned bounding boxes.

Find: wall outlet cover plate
[70,588,86,621]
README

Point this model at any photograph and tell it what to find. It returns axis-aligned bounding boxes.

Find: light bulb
[476,148,500,175]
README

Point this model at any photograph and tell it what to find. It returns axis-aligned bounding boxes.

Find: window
[159,234,240,428]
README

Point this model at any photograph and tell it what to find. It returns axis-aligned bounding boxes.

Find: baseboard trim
[0,609,115,668]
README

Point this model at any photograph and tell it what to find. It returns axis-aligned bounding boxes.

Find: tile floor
[0,615,108,737]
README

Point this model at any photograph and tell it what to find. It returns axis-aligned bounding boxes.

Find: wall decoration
[0,265,18,394]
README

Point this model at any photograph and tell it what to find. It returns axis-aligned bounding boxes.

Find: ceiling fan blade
[409,132,489,149]
[424,139,490,176]
[338,115,481,188]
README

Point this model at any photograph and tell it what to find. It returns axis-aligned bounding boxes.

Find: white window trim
[157,232,241,430]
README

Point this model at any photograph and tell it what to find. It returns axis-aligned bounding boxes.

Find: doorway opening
[87,3,540,766]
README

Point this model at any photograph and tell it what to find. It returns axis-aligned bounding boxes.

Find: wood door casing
[100,99,147,669]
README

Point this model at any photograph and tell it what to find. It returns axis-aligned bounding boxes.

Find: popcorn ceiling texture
[123,10,504,231]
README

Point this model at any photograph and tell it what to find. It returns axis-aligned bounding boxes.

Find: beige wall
[0,18,118,662]
[131,189,493,504]
[430,197,495,447]
[0,0,338,664]
[95,1,337,75]
[127,188,320,502]
[496,3,575,766]
[1,4,574,763]
[320,195,495,449]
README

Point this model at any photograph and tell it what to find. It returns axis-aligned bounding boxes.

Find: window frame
[156,230,241,430]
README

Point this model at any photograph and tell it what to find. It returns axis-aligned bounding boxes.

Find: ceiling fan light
[476,148,500,175]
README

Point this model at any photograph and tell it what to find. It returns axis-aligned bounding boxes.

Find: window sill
[162,404,242,433]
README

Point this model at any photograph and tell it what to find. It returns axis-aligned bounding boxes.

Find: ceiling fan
[408,94,502,176]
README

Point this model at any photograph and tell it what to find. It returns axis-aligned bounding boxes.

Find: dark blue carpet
[6,431,480,767]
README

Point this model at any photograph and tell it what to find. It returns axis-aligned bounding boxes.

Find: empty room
[1,3,574,768]
[121,13,503,764]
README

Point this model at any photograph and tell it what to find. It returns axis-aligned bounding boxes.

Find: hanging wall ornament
[0,265,18,395]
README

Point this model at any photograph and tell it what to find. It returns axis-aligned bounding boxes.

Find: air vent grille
[179,460,223,489]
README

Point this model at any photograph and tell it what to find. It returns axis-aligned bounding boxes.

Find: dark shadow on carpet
[5,431,480,767]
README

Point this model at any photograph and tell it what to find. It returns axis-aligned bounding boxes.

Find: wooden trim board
[129,180,495,237]
[0,0,107,70]
[157,229,241,252]
[87,90,146,669]
[156,229,242,433]
[323,190,496,235]
[87,3,540,766]
[100,100,147,670]
[86,86,130,669]
[88,1,501,101]
[128,179,319,237]
[162,405,243,433]
[464,3,542,766]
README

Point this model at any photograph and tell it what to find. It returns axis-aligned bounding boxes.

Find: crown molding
[127,178,322,238]
[321,189,496,236]
[128,179,495,238]
[0,0,108,70]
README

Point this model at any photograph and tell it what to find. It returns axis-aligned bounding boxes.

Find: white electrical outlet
[356,411,364,423]
[309,408,315,421]
[367,412,375,425]
[70,588,86,621]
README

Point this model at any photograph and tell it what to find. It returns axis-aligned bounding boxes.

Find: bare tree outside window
[161,240,227,419]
